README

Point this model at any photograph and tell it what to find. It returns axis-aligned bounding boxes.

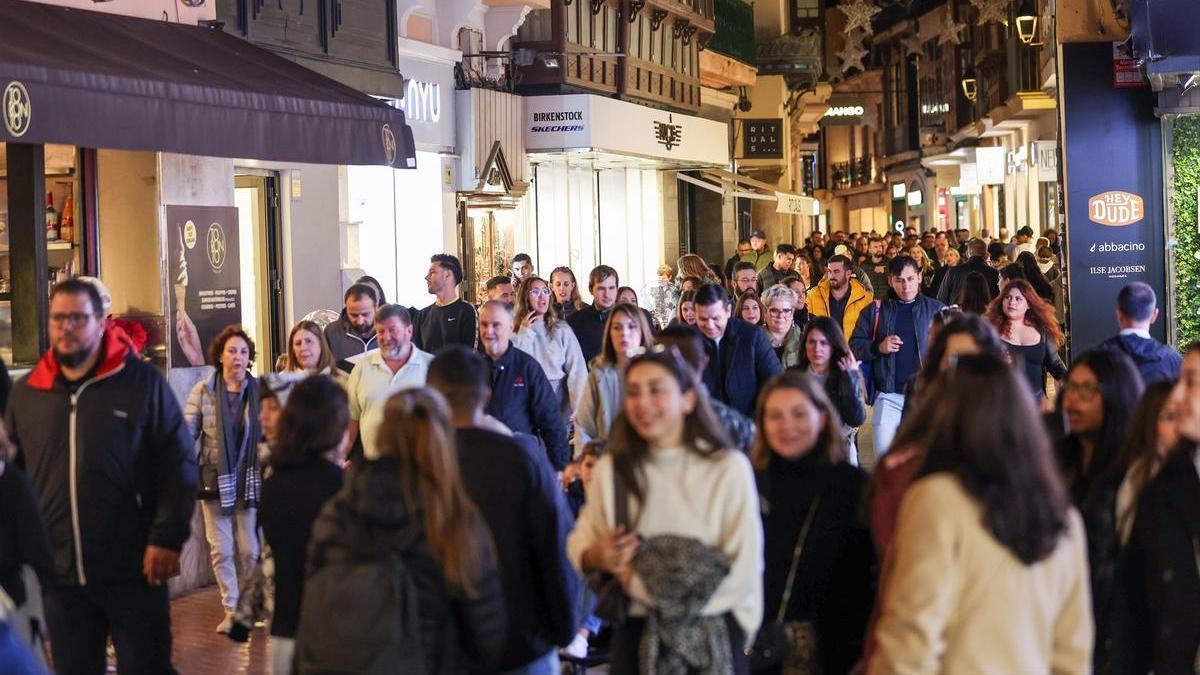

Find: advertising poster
[165,205,241,368]
[1061,43,1167,354]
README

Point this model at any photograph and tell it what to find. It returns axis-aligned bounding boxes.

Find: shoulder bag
[587,467,632,625]
[747,495,823,674]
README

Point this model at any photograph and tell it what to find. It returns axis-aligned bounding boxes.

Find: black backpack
[295,532,426,674]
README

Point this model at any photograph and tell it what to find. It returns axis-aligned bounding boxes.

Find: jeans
[42,581,175,675]
[871,392,906,459]
[200,502,259,611]
[495,650,559,675]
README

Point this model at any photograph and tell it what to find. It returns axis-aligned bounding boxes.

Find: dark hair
[1061,349,1145,483]
[956,271,993,315]
[428,346,491,414]
[354,275,387,305]
[916,354,1071,564]
[796,316,858,412]
[1015,252,1054,301]
[986,278,1064,348]
[675,290,697,325]
[344,283,378,305]
[987,242,1007,263]
[679,275,704,292]
[734,291,764,326]
[1000,263,1026,284]
[608,349,733,506]
[826,254,852,271]
[485,275,512,291]
[51,278,104,316]
[376,303,413,327]
[285,320,336,373]
[752,371,848,470]
[775,243,797,257]
[1115,381,1177,536]
[588,265,619,291]
[514,276,563,333]
[272,375,349,467]
[1116,282,1157,322]
[966,238,988,258]
[599,303,655,366]
[209,325,257,369]
[431,253,464,285]
[693,283,731,308]
[887,254,920,278]
[512,253,532,265]
[617,286,638,304]
[655,324,707,375]
[733,261,757,276]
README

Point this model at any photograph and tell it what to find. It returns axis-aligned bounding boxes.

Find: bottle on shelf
[59,193,74,243]
[45,192,58,242]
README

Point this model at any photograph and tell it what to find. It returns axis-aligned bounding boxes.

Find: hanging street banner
[166,205,242,368]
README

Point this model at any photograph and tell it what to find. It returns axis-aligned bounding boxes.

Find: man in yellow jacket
[807,254,873,338]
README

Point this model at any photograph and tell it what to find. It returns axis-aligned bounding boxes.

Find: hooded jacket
[1094,333,1182,385]
[6,327,197,586]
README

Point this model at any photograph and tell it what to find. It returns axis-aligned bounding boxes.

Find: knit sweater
[512,321,588,421]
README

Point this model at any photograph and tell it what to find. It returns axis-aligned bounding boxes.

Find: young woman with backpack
[296,388,506,674]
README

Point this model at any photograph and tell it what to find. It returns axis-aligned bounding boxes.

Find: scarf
[212,372,262,513]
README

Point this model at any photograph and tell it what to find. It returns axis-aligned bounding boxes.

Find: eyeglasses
[1062,381,1101,399]
[50,312,97,327]
[768,308,795,316]
[937,304,962,316]
[528,288,553,298]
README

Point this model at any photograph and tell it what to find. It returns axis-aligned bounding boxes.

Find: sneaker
[215,613,234,634]
[563,633,588,659]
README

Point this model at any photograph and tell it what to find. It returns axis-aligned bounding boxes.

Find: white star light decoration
[969,0,1009,26]
[839,0,882,35]
[938,14,967,46]
[902,32,924,57]
[837,35,870,76]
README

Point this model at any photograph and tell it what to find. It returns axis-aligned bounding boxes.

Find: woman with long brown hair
[573,303,656,455]
[303,388,506,672]
[283,320,346,386]
[735,291,764,326]
[750,372,874,674]
[568,349,762,673]
[1114,381,1178,544]
[985,278,1066,400]
[670,289,698,329]
[676,254,713,288]
[513,275,588,421]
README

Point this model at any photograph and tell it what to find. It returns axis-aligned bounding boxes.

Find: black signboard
[743,119,784,159]
[166,205,243,368]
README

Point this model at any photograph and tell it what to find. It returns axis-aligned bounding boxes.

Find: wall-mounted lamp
[1015,0,1040,45]
[961,67,978,102]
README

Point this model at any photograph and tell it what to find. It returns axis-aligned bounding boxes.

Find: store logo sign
[1088,191,1144,227]
[654,114,683,151]
[400,79,441,124]
[3,81,31,138]
[530,110,584,133]
[207,222,227,273]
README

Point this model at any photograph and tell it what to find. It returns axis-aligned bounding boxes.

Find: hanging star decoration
[837,33,870,76]
[901,31,924,57]
[969,0,1009,26]
[839,0,882,35]
[938,14,967,46]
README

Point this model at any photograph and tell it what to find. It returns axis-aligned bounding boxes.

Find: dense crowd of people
[1,223,1198,675]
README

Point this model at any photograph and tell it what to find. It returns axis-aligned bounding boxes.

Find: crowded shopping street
[2,0,1200,673]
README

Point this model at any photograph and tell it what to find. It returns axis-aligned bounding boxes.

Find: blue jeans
[496,650,559,675]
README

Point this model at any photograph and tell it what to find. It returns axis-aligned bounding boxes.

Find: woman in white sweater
[573,303,655,457]
[868,354,1093,675]
[567,348,763,673]
[512,276,588,421]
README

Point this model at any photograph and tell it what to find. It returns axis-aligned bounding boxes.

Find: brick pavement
[170,586,268,675]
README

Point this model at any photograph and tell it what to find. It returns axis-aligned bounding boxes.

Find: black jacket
[456,427,580,670]
[1112,451,1200,675]
[6,328,197,587]
[258,457,343,638]
[323,312,377,374]
[1095,333,1182,386]
[936,256,1000,306]
[567,304,659,364]
[0,462,53,605]
[701,319,784,416]
[307,457,508,674]
[483,345,571,471]
[849,295,944,396]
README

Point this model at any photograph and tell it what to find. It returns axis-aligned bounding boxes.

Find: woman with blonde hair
[283,320,347,386]
[302,388,506,672]
[550,266,585,320]
[513,276,588,421]
[906,246,936,296]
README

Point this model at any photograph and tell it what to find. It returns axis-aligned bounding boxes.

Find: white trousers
[871,392,906,459]
[269,636,295,675]
[200,502,259,611]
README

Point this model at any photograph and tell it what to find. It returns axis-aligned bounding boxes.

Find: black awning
[0,0,415,168]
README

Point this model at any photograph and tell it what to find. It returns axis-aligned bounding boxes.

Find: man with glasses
[346,304,433,460]
[6,278,196,673]
[724,238,752,285]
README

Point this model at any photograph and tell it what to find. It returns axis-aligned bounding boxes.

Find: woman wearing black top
[258,375,347,674]
[752,371,875,674]
[985,279,1066,401]
[797,317,866,463]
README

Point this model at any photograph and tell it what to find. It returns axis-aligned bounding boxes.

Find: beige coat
[869,474,1093,675]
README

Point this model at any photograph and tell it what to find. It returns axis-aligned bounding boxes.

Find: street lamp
[961,67,978,102]
[1015,0,1041,45]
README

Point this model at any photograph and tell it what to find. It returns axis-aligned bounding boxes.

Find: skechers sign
[1087,191,1144,226]
[531,111,584,133]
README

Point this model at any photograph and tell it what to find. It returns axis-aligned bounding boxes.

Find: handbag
[587,467,631,625]
[197,463,220,500]
[859,300,883,405]
[747,495,822,674]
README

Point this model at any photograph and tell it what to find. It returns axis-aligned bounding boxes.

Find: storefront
[0,0,415,372]
[523,93,730,300]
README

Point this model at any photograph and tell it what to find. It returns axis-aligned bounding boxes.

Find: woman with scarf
[185,325,263,634]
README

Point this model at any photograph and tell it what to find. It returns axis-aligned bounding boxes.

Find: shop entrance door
[459,202,515,305]
[234,173,286,374]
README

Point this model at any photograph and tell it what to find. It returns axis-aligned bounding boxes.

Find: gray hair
[760,284,798,307]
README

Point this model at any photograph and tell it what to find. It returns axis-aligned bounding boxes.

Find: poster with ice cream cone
[166,205,242,368]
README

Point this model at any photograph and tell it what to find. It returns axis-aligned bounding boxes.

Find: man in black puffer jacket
[1095,282,1182,385]
[6,279,196,674]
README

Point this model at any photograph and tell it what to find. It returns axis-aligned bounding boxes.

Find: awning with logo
[677,168,818,215]
[0,0,415,168]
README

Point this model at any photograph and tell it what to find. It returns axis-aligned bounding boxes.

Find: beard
[55,346,93,368]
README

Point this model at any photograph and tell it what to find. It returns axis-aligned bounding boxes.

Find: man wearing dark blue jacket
[6,279,196,674]
[693,283,783,416]
[1096,282,1182,385]
[429,347,581,674]
[478,301,571,471]
[851,255,944,458]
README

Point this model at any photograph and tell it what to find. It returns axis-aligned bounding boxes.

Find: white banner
[526,94,729,166]
[976,147,1007,185]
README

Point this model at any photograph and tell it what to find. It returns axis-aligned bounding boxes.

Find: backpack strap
[870,299,883,341]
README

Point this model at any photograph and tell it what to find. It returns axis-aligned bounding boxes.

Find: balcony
[831,155,878,192]
[707,0,755,66]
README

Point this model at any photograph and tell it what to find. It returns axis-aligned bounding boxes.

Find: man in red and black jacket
[5,278,196,674]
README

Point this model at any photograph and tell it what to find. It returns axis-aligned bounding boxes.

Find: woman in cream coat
[869,354,1093,675]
